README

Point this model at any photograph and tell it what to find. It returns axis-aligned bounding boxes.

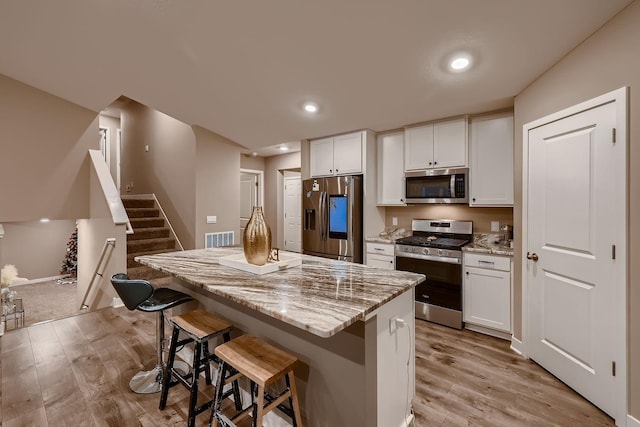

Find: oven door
[396,256,462,311]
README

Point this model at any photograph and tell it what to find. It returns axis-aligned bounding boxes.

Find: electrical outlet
[392,217,398,226]
[491,221,500,232]
[206,215,217,224]
[389,315,400,334]
[145,144,150,152]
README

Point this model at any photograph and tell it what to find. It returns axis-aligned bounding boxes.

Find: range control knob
[422,248,429,255]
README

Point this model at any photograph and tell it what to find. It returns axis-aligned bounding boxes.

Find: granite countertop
[136,248,424,338]
[365,236,396,244]
[463,233,514,256]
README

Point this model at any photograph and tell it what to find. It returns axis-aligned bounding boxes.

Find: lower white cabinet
[463,253,511,334]
[365,242,395,270]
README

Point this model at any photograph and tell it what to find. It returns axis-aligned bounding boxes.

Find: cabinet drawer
[366,242,395,256]
[464,253,510,271]
[366,253,395,270]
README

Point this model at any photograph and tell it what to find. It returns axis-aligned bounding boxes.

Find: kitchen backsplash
[385,205,513,234]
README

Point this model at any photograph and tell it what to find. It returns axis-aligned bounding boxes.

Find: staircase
[122,197,179,286]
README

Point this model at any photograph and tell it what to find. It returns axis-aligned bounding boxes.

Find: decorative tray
[218,252,302,275]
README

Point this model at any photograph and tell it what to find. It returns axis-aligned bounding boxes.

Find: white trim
[521,87,628,424]
[283,174,302,253]
[240,168,264,207]
[627,414,640,427]
[9,274,70,286]
[99,126,110,167]
[116,128,122,192]
[510,336,526,358]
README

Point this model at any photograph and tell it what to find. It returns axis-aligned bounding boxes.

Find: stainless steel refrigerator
[302,175,363,263]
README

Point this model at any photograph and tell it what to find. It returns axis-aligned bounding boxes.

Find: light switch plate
[491,221,500,232]
[207,216,217,224]
[392,217,398,226]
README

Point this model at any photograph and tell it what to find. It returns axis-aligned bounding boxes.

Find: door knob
[526,252,539,261]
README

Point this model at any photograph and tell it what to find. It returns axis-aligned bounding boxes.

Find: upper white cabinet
[377,132,405,206]
[310,131,362,177]
[404,117,467,171]
[469,112,514,206]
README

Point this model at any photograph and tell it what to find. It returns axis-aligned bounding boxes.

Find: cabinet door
[310,137,334,177]
[366,253,395,270]
[404,124,434,171]
[469,112,514,206]
[333,132,362,175]
[434,117,467,168]
[377,132,405,205]
[464,266,511,332]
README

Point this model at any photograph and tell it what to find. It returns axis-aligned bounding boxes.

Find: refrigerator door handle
[320,191,327,241]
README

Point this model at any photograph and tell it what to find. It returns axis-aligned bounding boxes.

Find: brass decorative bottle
[243,206,272,266]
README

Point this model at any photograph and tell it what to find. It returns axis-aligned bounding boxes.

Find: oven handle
[395,253,461,264]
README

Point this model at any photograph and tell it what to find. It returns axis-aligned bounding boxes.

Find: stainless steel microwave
[404,168,468,204]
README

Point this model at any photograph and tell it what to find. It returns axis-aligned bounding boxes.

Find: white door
[283,176,302,253]
[240,172,258,243]
[527,99,624,418]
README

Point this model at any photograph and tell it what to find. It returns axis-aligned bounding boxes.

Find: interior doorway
[240,169,264,244]
[522,87,627,422]
[283,174,302,252]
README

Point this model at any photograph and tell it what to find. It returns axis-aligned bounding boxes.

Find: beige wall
[513,0,640,418]
[264,152,302,248]
[240,154,266,171]
[193,126,243,248]
[0,220,77,279]
[0,74,98,222]
[120,102,197,248]
[384,206,513,235]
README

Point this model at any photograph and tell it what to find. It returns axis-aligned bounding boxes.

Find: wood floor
[0,308,614,426]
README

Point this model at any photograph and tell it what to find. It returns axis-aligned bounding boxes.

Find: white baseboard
[9,275,71,286]
[627,414,640,427]
[510,336,527,358]
[111,297,124,308]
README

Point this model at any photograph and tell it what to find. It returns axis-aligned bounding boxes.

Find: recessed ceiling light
[450,55,471,71]
[279,146,289,151]
[40,218,50,223]
[303,102,318,113]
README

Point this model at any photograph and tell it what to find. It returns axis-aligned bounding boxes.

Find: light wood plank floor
[0,308,614,426]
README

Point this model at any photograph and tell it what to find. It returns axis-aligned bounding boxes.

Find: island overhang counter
[136,248,425,427]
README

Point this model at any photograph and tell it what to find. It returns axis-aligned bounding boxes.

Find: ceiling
[0,1,633,156]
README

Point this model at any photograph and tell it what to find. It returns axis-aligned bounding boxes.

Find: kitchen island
[136,248,424,427]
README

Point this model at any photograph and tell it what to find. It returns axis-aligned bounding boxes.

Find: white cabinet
[404,117,467,171]
[463,253,511,335]
[377,132,405,206]
[365,242,395,270]
[469,112,514,206]
[310,132,362,177]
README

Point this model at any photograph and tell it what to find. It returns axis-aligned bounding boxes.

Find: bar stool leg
[209,361,228,427]
[187,341,203,427]
[286,371,303,427]
[254,384,265,427]
[159,325,180,409]
[202,341,213,385]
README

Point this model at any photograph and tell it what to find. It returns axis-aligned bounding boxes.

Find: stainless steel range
[395,219,473,329]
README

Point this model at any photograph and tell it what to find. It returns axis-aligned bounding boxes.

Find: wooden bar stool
[160,310,242,427]
[210,334,302,427]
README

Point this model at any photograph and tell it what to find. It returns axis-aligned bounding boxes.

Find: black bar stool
[110,273,193,394]
[210,334,303,427]
[160,309,242,427]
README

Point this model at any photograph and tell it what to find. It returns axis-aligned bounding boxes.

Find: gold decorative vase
[243,206,272,266]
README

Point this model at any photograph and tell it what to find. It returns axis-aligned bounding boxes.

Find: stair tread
[127,248,176,258]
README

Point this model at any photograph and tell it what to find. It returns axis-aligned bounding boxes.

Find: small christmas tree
[60,228,78,278]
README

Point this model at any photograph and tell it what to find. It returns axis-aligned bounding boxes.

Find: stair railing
[79,237,116,310]
[152,193,184,251]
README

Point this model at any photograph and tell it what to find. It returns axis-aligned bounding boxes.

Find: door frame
[240,168,264,207]
[283,174,302,252]
[521,87,628,423]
